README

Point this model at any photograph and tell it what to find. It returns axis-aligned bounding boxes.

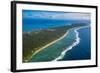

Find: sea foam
[53,26,89,61]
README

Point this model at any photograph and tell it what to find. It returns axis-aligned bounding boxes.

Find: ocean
[62,26,91,61]
[22,18,90,32]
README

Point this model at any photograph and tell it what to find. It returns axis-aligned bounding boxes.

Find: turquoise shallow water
[29,28,77,62]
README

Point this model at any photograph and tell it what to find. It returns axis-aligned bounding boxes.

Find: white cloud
[23,11,90,20]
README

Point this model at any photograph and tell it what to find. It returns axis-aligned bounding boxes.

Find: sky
[23,10,91,21]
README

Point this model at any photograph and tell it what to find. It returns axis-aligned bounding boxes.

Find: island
[22,23,88,62]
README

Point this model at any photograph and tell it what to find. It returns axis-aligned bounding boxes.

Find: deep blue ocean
[22,18,90,32]
[62,27,91,60]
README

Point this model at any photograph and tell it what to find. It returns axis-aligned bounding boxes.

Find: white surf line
[25,30,70,62]
[53,25,90,61]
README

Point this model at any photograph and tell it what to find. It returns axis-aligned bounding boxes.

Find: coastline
[25,29,70,62]
[25,25,89,62]
[53,25,90,61]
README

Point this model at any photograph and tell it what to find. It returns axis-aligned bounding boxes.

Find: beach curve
[25,29,70,62]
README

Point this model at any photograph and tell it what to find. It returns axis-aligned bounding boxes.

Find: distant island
[23,23,88,62]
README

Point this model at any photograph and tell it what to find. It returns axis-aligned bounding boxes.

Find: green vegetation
[23,23,87,62]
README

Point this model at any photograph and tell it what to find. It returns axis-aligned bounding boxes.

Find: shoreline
[53,25,90,61]
[25,25,89,62]
[25,29,70,62]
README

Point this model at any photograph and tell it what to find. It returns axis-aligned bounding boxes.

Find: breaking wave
[53,26,89,61]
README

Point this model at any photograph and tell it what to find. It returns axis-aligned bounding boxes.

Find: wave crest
[52,28,80,61]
